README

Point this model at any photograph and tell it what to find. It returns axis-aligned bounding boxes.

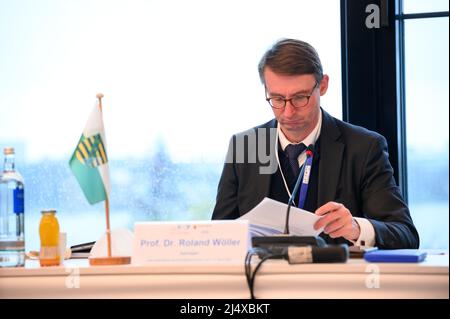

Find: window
[0,0,342,251]
[397,0,449,249]
[403,0,449,14]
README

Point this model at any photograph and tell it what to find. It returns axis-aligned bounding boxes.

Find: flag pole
[96,93,112,258]
[89,93,130,266]
[105,197,112,257]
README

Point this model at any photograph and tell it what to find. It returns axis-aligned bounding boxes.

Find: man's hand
[313,201,360,241]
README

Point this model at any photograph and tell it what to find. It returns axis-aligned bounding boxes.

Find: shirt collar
[277,109,322,151]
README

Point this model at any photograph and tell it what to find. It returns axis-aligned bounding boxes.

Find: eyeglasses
[266,81,319,109]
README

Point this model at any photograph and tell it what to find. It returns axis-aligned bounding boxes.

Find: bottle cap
[41,209,57,214]
[3,147,14,155]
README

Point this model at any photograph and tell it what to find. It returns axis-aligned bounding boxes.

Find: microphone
[284,144,314,234]
[287,244,349,264]
[252,144,326,256]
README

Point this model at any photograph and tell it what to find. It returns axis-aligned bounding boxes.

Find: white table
[0,254,448,299]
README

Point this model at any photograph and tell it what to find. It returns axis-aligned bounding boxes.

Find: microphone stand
[284,158,308,234]
[251,144,326,256]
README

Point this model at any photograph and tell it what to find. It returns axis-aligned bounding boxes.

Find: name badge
[132,220,249,264]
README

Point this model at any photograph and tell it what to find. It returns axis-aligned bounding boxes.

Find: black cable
[245,250,253,288]
[249,255,271,299]
[245,248,264,291]
[245,249,285,299]
[245,245,349,298]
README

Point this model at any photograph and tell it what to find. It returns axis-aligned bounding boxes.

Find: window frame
[340,0,449,201]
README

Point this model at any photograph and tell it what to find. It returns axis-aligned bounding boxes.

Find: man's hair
[258,38,323,85]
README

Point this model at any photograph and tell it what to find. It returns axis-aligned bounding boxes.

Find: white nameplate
[132,220,249,264]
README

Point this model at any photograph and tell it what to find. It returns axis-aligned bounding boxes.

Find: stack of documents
[238,198,323,237]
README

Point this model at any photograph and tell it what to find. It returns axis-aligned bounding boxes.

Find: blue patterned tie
[284,143,307,177]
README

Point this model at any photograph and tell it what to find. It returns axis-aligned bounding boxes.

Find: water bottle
[0,147,25,267]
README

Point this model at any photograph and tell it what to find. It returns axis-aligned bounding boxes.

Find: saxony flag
[69,102,111,204]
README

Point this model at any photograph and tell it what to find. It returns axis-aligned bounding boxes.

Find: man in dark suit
[212,39,419,249]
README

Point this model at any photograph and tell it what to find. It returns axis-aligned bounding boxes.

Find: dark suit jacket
[212,109,419,249]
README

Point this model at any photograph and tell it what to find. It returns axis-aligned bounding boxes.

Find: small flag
[69,102,111,204]
[74,134,108,168]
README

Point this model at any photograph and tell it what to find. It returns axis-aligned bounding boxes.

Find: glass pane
[0,0,342,251]
[404,17,449,249]
[403,0,449,14]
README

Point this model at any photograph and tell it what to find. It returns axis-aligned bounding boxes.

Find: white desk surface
[1,254,448,299]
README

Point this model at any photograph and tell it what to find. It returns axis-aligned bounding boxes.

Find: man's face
[264,68,329,142]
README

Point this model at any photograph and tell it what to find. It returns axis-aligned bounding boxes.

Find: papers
[90,228,134,258]
[238,197,324,237]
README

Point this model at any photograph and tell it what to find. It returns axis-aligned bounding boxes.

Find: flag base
[89,256,131,266]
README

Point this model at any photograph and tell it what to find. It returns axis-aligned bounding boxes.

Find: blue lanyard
[297,151,314,209]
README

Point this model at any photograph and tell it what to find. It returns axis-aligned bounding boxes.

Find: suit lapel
[257,119,277,201]
[318,110,344,206]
